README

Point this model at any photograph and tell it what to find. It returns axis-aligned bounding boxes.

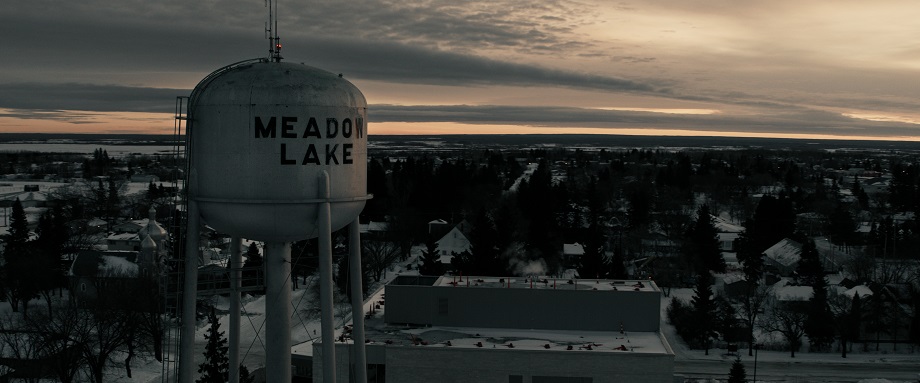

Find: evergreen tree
[577,230,607,279]
[685,205,725,274]
[147,181,160,202]
[242,242,263,291]
[750,195,796,251]
[469,209,501,275]
[5,198,29,246]
[727,357,747,383]
[827,202,855,248]
[197,307,229,383]
[735,230,764,283]
[690,273,717,354]
[450,250,473,275]
[838,293,863,358]
[35,208,66,315]
[418,238,443,276]
[716,296,741,343]
[804,276,835,350]
[3,198,38,314]
[796,239,823,286]
[609,243,627,279]
[239,364,255,383]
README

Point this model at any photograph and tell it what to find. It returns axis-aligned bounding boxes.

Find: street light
[753,343,761,383]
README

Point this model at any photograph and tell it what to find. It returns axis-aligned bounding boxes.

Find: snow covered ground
[2,247,918,382]
[663,288,920,383]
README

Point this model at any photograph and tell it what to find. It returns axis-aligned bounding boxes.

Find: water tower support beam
[264,241,292,383]
[179,200,200,383]
[348,218,367,383]
[318,171,337,383]
[228,236,242,383]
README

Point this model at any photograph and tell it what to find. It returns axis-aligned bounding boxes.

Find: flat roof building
[305,275,675,383]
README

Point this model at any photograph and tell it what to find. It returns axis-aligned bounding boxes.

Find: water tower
[178,3,370,382]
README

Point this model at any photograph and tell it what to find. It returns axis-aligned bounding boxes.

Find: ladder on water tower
[161,96,188,383]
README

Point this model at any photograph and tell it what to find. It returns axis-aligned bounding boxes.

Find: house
[762,238,802,276]
[712,215,744,252]
[562,242,585,268]
[305,275,675,383]
[71,208,168,303]
[359,221,388,239]
[69,250,140,304]
[435,220,472,259]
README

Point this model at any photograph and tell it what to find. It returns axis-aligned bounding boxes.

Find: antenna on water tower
[265,0,282,61]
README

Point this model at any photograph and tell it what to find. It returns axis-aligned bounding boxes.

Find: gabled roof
[842,285,873,299]
[712,215,745,233]
[763,238,802,267]
[563,243,585,256]
[70,250,138,278]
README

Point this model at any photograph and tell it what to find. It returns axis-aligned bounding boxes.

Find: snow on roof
[430,276,658,292]
[428,219,448,225]
[843,285,873,299]
[87,217,107,226]
[365,221,388,232]
[107,232,139,241]
[775,284,813,301]
[295,280,670,356]
[716,272,746,285]
[763,238,802,267]
[70,251,138,277]
[712,215,745,233]
[563,243,585,256]
[101,255,138,277]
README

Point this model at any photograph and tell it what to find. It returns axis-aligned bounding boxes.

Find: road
[676,358,920,382]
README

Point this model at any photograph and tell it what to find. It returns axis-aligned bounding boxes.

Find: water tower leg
[348,218,367,383]
[264,241,292,383]
[179,200,200,383]
[228,236,242,383]
[318,171,337,383]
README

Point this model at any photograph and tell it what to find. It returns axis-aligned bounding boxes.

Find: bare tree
[0,314,44,383]
[842,251,875,283]
[81,274,133,383]
[28,307,87,383]
[362,240,402,282]
[732,281,771,356]
[759,300,808,358]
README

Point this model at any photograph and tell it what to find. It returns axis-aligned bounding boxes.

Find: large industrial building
[304,275,675,383]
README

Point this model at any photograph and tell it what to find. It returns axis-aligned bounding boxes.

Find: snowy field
[0,143,175,156]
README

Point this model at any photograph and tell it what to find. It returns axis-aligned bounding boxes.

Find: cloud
[286,37,663,94]
[369,104,920,137]
[0,83,182,113]
[286,0,599,55]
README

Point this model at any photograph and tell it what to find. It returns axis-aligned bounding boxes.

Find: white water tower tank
[188,60,367,242]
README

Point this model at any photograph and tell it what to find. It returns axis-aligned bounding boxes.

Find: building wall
[385,284,660,332]
[314,343,674,383]
[436,227,470,256]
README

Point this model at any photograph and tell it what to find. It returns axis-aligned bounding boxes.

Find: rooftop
[293,280,671,356]
[410,275,660,292]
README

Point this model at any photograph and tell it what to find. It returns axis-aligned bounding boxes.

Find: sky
[2,0,920,140]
